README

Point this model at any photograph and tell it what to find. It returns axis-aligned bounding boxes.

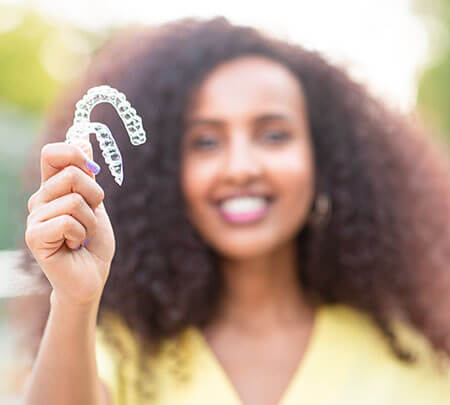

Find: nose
[222,132,262,185]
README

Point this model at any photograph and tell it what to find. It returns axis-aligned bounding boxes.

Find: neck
[216,240,313,334]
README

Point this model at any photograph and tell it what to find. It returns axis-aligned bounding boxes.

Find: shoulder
[317,304,450,402]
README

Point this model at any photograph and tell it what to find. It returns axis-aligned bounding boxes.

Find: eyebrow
[185,113,291,129]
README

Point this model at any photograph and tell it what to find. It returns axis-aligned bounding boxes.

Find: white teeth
[220,196,268,214]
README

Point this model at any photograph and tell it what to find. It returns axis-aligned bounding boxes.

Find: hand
[25,141,116,307]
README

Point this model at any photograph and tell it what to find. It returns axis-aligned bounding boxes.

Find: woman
[18,17,450,404]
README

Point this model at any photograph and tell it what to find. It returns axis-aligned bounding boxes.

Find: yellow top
[95,304,450,405]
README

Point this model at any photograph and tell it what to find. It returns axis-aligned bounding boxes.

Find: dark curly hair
[12,16,450,388]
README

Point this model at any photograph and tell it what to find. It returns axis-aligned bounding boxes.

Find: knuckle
[25,226,39,248]
[69,193,84,210]
[27,186,43,212]
[27,193,37,213]
[40,180,51,199]
[60,214,74,231]
[41,143,52,160]
[24,227,33,247]
[63,166,79,184]
[26,212,34,227]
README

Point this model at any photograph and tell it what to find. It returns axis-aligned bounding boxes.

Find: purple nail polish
[82,237,91,247]
[86,159,100,175]
[75,243,81,250]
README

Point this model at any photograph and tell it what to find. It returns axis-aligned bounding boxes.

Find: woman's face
[181,56,315,260]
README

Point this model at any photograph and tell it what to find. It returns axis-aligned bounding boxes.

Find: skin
[181,56,317,405]
[24,141,114,405]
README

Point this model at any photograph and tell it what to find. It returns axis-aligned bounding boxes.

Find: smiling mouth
[215,195,274,225]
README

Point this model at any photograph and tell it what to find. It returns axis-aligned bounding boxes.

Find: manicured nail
[86,159,100,175]
[82,237,91,247]
[75,243,81,250]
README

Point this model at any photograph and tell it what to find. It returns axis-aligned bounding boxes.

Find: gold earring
[308,193,331,228]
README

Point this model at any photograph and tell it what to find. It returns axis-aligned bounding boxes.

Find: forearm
[23,295,102,405]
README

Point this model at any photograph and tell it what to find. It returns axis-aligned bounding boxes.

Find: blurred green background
[0,5,108,250]
[413,0,450,139]
[0,0,448,251]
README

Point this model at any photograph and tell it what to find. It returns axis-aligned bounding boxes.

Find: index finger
[40,142,96,184]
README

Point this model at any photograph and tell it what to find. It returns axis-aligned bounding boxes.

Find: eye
[189,134,219,150]
[261,130,291,143]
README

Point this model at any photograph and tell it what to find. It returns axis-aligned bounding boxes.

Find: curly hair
[13,17,450,380]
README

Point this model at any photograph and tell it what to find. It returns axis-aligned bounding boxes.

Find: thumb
[79,139,94,160]
[76,139,96,181]
[76,140,104,209]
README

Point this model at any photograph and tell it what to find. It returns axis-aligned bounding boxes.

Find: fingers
[27,141,104,253]
[40,142,97,185]
[28,165,104,213]
[27,193,98,242]
[26,214,87,252]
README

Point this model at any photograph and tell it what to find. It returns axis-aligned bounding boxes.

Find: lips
[215,195,274,224]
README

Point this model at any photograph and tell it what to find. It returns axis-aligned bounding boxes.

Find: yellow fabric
[95,304,450,405]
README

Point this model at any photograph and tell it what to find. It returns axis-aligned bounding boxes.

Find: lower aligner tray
[65,85,147,186]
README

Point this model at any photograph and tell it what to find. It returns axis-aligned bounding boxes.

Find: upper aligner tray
[65,85,147,186]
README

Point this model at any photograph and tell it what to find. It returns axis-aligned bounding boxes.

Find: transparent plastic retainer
[65,85,147,186]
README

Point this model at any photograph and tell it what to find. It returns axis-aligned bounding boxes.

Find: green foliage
[417,53,450,139]
[0,5,105,249]
[0,6,60,113]
[412,0,450,140]
[0,103,41,249]
[0,6,59,249]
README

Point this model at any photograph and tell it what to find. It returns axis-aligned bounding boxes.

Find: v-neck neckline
[188,305,325,405]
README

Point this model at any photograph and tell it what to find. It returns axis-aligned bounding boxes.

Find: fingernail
[86,159,100,175]
[82,237,91,247]
[75,243,81,250]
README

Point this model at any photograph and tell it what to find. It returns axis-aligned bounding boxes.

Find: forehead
[188,56,306,119]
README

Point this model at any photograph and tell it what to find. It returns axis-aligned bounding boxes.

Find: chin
[210,237,282,261]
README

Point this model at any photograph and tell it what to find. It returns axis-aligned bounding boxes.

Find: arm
[23,142,116,404]
[23,295,106,405]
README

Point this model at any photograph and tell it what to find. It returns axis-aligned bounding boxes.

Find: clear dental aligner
[65,85,147,186]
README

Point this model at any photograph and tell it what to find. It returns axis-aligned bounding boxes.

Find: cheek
[272,145,314,195]
[181,157,218,211]
[269,145,315,223]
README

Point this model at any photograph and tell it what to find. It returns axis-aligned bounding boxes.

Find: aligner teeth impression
[65,85,147,186]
